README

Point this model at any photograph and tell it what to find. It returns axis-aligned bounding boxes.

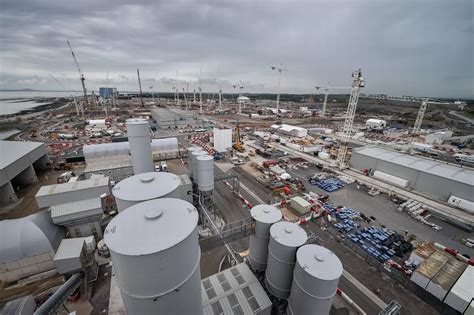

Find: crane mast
[137,68,144,107]
[67,40,88,107]
[412,99,428,134]
[49,74,83,116]
[336,69,365,169]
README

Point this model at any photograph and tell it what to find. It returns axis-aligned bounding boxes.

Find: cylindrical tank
[187,146,202,178]
[197,155,214,192]
[126,118,153,175]
[248,205,282,271]
[104,198,202,315]
[190,150,207,183]
[288,244,343,315]
[112,172,181,212]
[265,221,307,299]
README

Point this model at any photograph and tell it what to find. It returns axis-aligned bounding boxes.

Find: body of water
[0,91,83,115]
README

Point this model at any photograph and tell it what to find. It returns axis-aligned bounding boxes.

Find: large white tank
[112,172,181,212]
[190,150,207,183]
[248,205,282,271]
[197,155,214,192]
[126,118,153,175]
[104,198,202,315]
[288,244,343,315]
[265,221,307,299]
[187,146,202,178]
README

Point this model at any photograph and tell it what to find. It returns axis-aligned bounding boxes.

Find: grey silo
[187,146,202,178]
[265,221,307,299]
[190,150,208,183]
[112,172,182,212]
[248,205,282,271]
[126,118,154,175]
[287,244,343,315]
[197,155,215,192]
[104,198,202,315]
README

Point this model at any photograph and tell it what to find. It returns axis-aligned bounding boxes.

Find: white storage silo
[104,198,202,315]
[248,205,282,271]
[265,221,307,299]
[288,244,343,315]
[190,150,208,183]
[112,172,182,212]
[126,118,154,175]
[197,155,214,192]
[187,146,202,178]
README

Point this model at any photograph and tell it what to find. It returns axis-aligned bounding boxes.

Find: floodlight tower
[271,64,288,112]
[336,69,365,169]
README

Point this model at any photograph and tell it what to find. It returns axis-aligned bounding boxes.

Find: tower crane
[49,74,83,116]
[271,64,288,112]
[315,84,352,117]
[233,82,264,114]
[67,40,88,107]
[182,87,189,110]
[336,69,365,169]
[137,69,144,107]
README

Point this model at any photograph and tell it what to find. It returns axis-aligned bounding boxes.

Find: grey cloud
[0,0,472,98]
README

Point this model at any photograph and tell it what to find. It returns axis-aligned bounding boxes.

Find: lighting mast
[271,64,288,112]
[137,68,144,107]
[67,40,88,107]
[336,69,365,169]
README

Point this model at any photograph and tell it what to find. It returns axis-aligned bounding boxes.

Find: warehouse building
[50,198,104,239]
[350,146,474,203]
[35,177,111,209]
[0,211,64,283]
[0,140,49,205]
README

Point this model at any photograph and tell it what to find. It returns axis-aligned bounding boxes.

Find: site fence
[199,217,254,252]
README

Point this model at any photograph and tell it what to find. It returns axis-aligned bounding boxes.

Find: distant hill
[0,88,40,92]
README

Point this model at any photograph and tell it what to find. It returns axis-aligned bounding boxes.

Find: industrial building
[151,107,202,129]
[350,146,474,203]
[83,156,133,182]
[213,128,233,152]
[35,176,111,209]
[201,263,272,315]
[99,87,117,99]
[270,124,308,138]
[0,211,64,283]
[50,198,104,239]
[0,140,49,205]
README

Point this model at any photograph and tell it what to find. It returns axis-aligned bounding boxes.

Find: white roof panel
[35,177,110,197]
[112,172,180,202]
[54,238,85,260]
[50,198,102,219]
[353,146,474,186]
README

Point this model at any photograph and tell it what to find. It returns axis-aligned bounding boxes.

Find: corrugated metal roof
[415,251,450,279]
[54,238,85,260]
[36,177,110,197]
[353,146,474,186]
[0,140,45,169]
[202,263,272,315]
[50,198,102,219]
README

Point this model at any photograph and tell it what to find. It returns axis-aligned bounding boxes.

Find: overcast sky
[0,0,472,98]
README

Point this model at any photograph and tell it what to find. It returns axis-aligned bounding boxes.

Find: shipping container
[373,170,409,188]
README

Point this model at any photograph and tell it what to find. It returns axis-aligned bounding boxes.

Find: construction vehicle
[249,149,255,156]
[53,161,72,171]
[232,122,245,153]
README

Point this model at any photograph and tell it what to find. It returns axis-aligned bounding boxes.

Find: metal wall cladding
[191,150,208,183]
[127,119,154,175]
[151,137,178,152]
[197,155,214,192]
[36,186,110,209]
[265,222,307,299]
[115,188,182,212]
[213,128,232,152]
[248,205,282,271]
[410,251,450,289]
[288,245,343,315]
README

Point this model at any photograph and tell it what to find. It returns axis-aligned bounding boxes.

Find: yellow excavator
[233,122,245,153]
